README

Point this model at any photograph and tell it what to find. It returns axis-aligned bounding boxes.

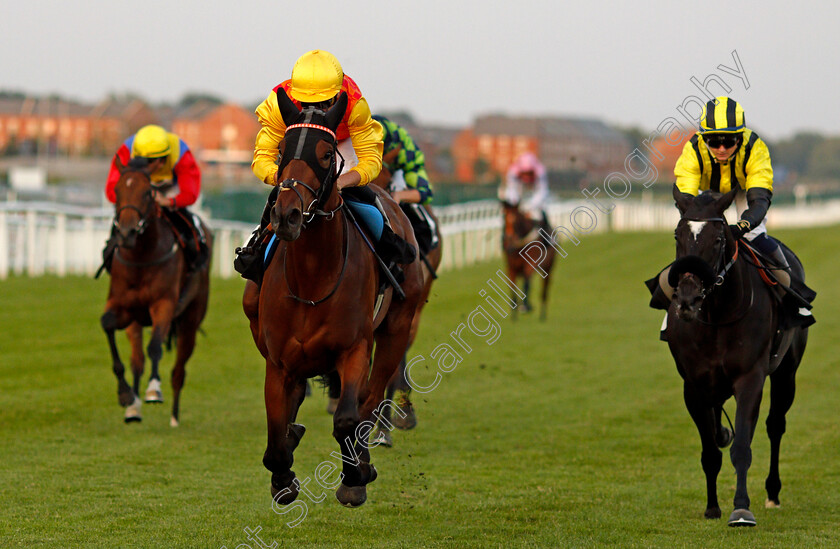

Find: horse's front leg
[144,299,175,403]
[683,381,723,519]
[333,342,376,507]
[125,322,145,398]
[101,306,136,409]
[728,369,766,526]
[264,359,305,505]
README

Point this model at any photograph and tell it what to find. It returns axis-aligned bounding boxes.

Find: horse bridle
[277,120,346,228]
[276,119,350,305]
[679,216,739,298]
[678,216,753,325]
[114,187,157,237]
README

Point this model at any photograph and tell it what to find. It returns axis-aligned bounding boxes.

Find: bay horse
[666,187,809,526]
[241,90,422,507]
[101,157,212,426]
[501,201,555,320]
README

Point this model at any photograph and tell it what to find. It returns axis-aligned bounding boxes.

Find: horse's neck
[710,245,750,313]
[121,215,173,260]
[285,206,346,277]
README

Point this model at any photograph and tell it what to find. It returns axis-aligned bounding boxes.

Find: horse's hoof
[335,484,367,507]
[124,397,142,423]
[704,507,721,519]
[326,398,339,415]
[144,379,163,403]
[393,399,417,431]
[170,416,179,428]
[370,428,393,448]
[765,499,781,509]
[728,508,756,527]
[271,478,299,505]
[716,426,733,448]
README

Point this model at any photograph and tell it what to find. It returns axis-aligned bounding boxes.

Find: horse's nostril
[287,209,302,228]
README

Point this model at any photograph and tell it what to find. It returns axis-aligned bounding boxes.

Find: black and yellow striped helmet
[699,96,745,134]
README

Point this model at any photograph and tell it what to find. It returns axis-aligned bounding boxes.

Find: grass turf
[0,226,838,548]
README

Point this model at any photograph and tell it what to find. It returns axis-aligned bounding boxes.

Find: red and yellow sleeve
[172,149,201,208]
[252,91,287,185]
[346,97,383,185]
[674,140,702,196]
[105,144,131,203]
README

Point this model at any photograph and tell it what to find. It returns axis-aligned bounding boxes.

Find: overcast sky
[2,1,838,140]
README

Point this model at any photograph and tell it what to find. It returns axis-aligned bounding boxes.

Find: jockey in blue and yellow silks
[102,125,207,274]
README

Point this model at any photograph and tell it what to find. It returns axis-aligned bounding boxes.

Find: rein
[282,213,350,306]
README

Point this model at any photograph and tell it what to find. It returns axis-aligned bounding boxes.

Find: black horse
[665,187,810,527]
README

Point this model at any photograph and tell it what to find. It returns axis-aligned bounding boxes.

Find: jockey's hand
[337,171,361,190]
[392,189,422,204]
[153,190,173,209]
[729,219,751,240]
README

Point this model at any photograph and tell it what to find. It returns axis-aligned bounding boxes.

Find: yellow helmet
[289,50,344,102]
[133,125,171,158]
[699,96,746,134]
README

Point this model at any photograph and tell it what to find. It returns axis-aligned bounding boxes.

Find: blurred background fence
[3,197,840,280]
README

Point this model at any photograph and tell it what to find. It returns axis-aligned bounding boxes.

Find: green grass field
[1,227,838,548]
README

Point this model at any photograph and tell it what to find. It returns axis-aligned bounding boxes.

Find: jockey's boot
[371,195,416,284]
[97,228,119,278]
[234,186,279,284]
[189,211,209,272]
[766,246,792,288]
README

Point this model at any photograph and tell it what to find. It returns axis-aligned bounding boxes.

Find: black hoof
[704,507,721,519]
[271,474,299,505]
[335,484,367,507]
[123,415,142,424]
[728,508,756,527]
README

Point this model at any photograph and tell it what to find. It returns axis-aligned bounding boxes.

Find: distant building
[453,114,631,184]
[172,101,260,166]
[89,96,157,154]
[0,96,95,156]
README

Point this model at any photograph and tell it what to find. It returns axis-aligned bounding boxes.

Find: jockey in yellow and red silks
[251,49,383,189]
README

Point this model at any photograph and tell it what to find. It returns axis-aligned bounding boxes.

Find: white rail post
[56,212,67,277]
[0,211,7,280]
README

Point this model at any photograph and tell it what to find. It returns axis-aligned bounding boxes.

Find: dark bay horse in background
[666,187,809,526]
[101,158,212,426]
[241,91,422,507]
[501,201,555,320]
[367,170,443,446]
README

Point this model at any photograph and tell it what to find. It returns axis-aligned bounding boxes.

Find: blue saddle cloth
[344,198,384,241]
[263,199,385,268]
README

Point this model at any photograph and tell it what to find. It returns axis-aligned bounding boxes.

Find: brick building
[453,114,631,184]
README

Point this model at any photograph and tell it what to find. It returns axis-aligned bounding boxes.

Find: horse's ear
[717,187,739,213]
[673,184,693,215]
[325,92,348,132]
[276,88,301,127]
